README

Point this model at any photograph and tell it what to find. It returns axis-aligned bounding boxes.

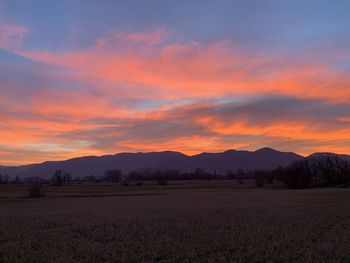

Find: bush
[28,184,47,198]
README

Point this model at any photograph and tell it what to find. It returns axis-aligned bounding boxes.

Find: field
[0,181,350,262]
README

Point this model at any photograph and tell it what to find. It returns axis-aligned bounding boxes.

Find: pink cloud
[1,27,350,164]
[0,20,29,49]
[15,28,350,103]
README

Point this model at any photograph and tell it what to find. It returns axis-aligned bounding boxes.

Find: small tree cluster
[51,169,72,186]
[0,174,10,184]
[104,169,121,183]
[278,155,350,188]
[128,171,143,186]
[155,170,168,186]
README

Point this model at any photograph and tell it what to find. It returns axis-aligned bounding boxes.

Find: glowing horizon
[1,0,350,165]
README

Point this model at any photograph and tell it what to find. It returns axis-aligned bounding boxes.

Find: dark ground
[0,182,349,262]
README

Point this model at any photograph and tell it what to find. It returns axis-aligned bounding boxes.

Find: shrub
[28,184,47,198]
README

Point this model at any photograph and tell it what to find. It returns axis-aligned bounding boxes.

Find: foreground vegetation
[0,182,349,262]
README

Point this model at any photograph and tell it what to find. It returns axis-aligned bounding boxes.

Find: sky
[1,0,350,165]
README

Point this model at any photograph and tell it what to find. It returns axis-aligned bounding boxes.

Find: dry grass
[0,182,349,262]
[0,180,257,199]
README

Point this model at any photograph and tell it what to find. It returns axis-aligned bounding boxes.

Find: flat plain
[0,181,349,263]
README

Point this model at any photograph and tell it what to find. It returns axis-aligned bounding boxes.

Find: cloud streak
[0,20,29,49]
[16,28,350,103]
[1,23,350,164]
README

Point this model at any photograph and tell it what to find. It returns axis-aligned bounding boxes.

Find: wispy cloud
[1,24,350,164]
[16,28,350,103]
[0,20,29,49]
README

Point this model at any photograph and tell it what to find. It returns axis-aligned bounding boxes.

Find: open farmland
[0,182,350,263]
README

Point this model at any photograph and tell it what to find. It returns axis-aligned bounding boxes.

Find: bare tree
[104,169,121,183]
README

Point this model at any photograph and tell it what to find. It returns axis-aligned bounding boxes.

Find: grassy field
[0,182,350,262]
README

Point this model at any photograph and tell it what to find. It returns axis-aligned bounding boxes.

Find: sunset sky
[1,0,350,165]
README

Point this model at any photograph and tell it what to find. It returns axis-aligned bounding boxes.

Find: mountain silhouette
[158,147,302,173]
[0,148,306,178]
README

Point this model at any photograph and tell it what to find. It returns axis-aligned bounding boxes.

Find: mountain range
[0,147,349,178]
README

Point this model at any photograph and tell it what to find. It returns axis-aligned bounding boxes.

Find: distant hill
[5,149,350,179]
[159,147,302,173]
[0,148,305,178]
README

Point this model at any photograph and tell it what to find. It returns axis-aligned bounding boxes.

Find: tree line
[1,154,349,189]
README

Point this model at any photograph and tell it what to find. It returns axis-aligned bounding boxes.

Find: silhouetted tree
[312,155,350,186]
[0,174,9,184]
[280,159,313,189]
[254,170,267,187]
[156,170,168,186]
[277,155,350,189]
[128,171,143,185]
[193,168,205,179]
[82,175,96,182]
[104,169,121,183]
[13,175,21,184]
[51,169,71,186]
[165,169,181,180]
[236,168,246,184]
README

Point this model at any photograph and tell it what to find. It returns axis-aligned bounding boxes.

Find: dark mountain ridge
[0,148,306,178]
[1,148,349,179]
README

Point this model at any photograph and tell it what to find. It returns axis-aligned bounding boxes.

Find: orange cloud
[15,29,350,103]
[1,28,350,164]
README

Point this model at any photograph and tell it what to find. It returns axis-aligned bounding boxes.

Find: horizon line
[2,146,345,167]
